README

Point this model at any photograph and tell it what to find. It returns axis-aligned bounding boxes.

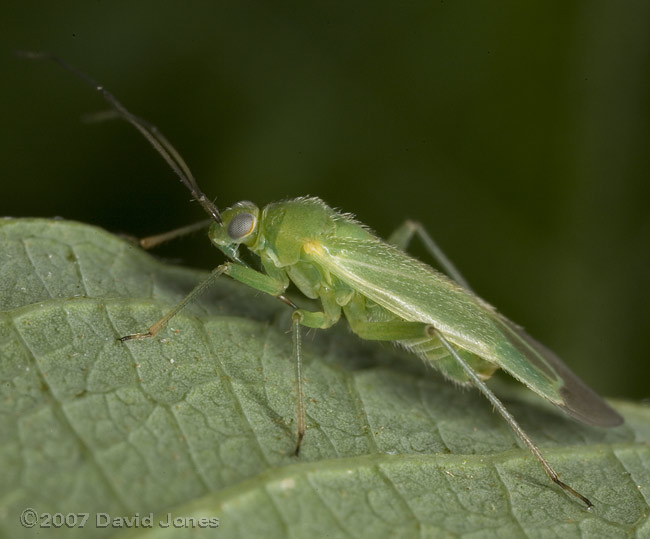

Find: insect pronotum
[20,51,623,509]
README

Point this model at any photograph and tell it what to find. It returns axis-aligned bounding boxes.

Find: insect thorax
[257,198,344,266]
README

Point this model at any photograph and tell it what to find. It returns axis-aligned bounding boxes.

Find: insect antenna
[16,50,222,225]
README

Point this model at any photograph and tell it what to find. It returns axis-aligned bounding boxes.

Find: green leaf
[1,218,649,538]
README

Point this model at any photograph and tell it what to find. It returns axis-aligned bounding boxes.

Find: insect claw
[119,331,153,342]
[278,294,299,310]
[294,432,304,457]
[552,476,594,509]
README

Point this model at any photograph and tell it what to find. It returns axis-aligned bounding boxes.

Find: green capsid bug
[23,52,623,509]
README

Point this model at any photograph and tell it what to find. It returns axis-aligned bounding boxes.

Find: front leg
[121,260,312,456]
[120,262,287,341]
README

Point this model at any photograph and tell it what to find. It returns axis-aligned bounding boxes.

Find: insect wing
[310,236,622,427]
[310,236,505,356]
[490,316,623,427]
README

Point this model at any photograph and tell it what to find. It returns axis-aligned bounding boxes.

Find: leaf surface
[1,218,648,538]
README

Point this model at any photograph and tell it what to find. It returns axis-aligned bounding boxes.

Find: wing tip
[559,387,624,427]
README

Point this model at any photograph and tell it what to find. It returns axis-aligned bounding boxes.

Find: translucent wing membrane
[492,316,623,427]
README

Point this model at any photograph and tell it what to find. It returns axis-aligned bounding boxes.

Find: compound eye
[227,213,256,241]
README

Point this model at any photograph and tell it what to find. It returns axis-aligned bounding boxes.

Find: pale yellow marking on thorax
[303,240,324,256]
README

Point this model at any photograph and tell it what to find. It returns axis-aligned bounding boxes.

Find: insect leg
[346,317,430,341]
[291,312,306,456]
[120,264,229,341]
[290,291,342,455]
[433,327,594,509]
[120,262,287,341]
[341,295,430,340]
[197,261,331,455]
[388,220,472,291]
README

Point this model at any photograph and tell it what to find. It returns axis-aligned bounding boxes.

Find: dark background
[2,2,649,400]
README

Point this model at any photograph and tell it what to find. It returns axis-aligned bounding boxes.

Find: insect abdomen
[402,335,498,384]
